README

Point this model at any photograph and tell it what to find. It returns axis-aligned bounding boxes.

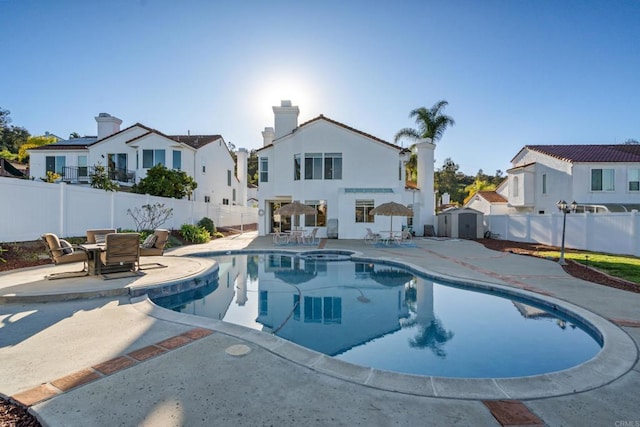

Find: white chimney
[95,113,122,140]
[262,127,275,147]
[236,147,248,206]
[273,100,299,140]
[416,138,436,234]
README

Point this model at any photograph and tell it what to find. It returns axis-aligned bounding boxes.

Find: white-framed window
[304,153,323,180]
[628,169,640,191]
[512,176,519,197]
[591,168,615,191]
[222,198,229,205]
[293,154,301,180]
[324,153,342,180]
[202,158,206,173]
[542,174,547,194]
[355,199,375,223]
[142,149,165,168]
[232,188,236,203]
[259,157,268,182]
[172,150,181,170]
[45,156,65,174]
[304,200,327,227]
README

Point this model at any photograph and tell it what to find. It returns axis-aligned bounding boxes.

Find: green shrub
[197,217,216,235]
[180,224,211,244]
[0,246,6,263]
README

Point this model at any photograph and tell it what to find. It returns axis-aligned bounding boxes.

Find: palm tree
[395,100,455,183]
[394,100,455,145]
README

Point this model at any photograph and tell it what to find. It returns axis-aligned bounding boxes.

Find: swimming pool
[151,252,602,379]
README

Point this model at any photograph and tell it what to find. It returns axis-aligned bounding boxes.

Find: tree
[434,158,466,206]
[69,132,81,139]
[463,178,497,205]
[0,108,30,154]
[127,203,173,231]
[90,164,119,191]
[247,149,258,185]
[17,135,57,162]
[132,164,197,199]
[394,100,455,146]
[394,100,455,184]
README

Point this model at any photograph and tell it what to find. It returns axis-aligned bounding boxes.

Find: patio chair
[86,228,117,244]
[272,230,291,245]
[303,228,320,245]
[41,233,88,279]
[98,233,140,275]
[139,229,170,269]
[364,228,380,244]
[401,230,413,241]
[140,229,170,257]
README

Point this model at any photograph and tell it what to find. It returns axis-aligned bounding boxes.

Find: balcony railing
[61,166,136,184]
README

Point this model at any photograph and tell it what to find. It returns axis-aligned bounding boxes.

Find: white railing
[486,212,640,257]
[0,177,258,242]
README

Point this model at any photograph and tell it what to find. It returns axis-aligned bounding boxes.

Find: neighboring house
[506,144,640,214]
[463,180,513,215]
[256,101,436,239]
[28,113,249,205]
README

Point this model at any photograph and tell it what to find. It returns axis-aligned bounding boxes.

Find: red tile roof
[521,144,640,163]
[477,191,507,203]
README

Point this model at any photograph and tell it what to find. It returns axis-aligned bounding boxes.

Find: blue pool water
[152,253,602,378]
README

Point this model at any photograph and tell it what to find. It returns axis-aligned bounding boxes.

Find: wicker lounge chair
[41,233,88,279]
[139,229,170,257]
[86,228,117,244]
[98,233,140,274]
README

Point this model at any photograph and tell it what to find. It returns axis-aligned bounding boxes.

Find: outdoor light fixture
[556,200,578,265]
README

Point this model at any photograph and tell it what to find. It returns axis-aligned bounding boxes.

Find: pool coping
[131,248,639,401]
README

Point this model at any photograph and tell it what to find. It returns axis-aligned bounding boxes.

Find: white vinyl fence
[486,212,640,257]
[0,177,258,242]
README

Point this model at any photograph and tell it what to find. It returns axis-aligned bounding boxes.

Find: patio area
[1,231,639,426]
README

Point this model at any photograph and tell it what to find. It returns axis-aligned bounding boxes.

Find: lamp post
[556,200,578,265]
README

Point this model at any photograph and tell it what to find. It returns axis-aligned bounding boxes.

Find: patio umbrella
[370,201,413,236]
[274,201,318,216]
[274,202,318,231]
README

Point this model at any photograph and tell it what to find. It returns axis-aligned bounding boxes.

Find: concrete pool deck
[1,231,639,426]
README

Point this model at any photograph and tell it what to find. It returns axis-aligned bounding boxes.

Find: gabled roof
[169,134,223,149]
[258,114,401,152]
[477,191,508,203]
[514,144,640,163]
[29,121,223,152]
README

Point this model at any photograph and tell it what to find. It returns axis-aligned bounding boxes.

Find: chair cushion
[59,239,73,254]
[142,234,157,249]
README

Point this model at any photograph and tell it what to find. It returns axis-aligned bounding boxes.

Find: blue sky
[2,0,639,176]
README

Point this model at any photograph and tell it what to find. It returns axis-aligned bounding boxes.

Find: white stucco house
[505,144,640,214]
[28,113,249,206]
[463,181,513,215]
[256,101,436,239]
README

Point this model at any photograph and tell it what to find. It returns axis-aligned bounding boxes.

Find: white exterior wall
[258,119,410,239]
[507,148,640,213]
[572,162,640,206]
[194,139,239,205]
[29,148,88,181]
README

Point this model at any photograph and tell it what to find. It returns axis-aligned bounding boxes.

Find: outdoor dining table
[78,243,106,275]
[286,229,306,244]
